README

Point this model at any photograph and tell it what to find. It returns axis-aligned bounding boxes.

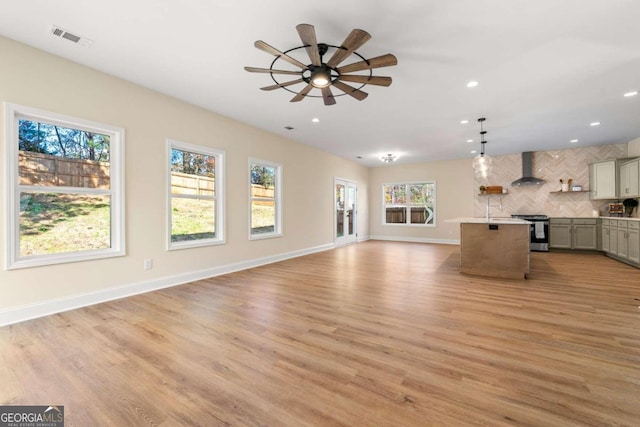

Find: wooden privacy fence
[20,151,276,198]
[171,172,215,197]
[19,151,110,189]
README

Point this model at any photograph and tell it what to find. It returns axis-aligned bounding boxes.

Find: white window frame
[4,102,125,269]
[167,139,225,250]
[382,181,436,227]
[249,157,283,240]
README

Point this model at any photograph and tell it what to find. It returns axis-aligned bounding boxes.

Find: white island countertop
[445,217,532,224]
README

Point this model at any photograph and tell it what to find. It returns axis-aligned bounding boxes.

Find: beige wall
[0,37,369,317]
[369,158,474,243]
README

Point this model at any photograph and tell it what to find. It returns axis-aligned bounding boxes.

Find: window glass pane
[250,161,280,238]
[18,119,110,189]
[170,148,215,196]
[409,184,435,224]
[386,207,407,223]
[384,184,406,205]
[251,165,276,192]
[384,183,435,225]
[19,192,111,256]
[251,200,275,234]
[171,198,216,242]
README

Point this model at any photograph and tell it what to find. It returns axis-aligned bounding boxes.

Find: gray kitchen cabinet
[629,222,640,264]
[601,219,640,267]
[590,160,617,200]
[601,219,611,253]
[549,219,572,249]
[619,158,640,198]
[617,221,629,259]
[549,218,598,250]
[609,220,619,256]
[573,219,598,250]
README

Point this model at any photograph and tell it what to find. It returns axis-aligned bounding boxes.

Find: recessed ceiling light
[460,119,469,124]
[470,150,477,154]
[466,81,479,88]
[312,117,320,123]
[590,121,601,127]
[570,139,578,143]
[624,91,638,97]
[284,126,294,130]
[466,139,473,143]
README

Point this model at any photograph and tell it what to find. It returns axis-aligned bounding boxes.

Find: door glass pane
[19,192,111,256]
[347,186,356,235]
[336,184,345,237]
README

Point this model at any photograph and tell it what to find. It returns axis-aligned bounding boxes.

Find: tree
[18,119,110,162]
[171,149,215,177]
[251,165,275,188]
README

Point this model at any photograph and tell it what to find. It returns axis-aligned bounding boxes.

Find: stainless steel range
[511,214,549,252]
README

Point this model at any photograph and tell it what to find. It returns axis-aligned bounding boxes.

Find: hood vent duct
[511,152,546,186]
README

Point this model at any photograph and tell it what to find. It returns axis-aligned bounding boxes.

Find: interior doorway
[335,179,357,246]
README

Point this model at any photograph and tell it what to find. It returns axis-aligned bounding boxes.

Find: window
[383,182,435,226]
[249,158,282,239]
[5,103,125,269]
[168,140,224,249]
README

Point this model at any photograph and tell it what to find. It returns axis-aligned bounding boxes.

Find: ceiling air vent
[49,25,94,47]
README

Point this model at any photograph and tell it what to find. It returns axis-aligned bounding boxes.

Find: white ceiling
[2,0,640,167]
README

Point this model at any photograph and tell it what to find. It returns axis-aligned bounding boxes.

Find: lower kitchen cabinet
[601,218,640,266]
[549,218,598,250]
[628,222,640,264]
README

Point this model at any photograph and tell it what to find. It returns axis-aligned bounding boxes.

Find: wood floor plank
[1,241,640,426]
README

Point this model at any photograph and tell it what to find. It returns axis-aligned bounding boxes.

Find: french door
[335,179,357,246]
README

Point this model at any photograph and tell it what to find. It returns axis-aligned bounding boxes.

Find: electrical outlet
[144,258,153,270]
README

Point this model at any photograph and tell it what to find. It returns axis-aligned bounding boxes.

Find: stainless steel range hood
[511,152,546,186]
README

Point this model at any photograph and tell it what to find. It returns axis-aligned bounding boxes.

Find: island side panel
[460,223,530,279]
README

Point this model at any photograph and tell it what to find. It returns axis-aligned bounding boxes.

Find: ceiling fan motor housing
[245,23,398,105]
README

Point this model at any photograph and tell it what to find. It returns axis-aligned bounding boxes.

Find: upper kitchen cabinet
[590,160,617,200]
[619,158,640,198]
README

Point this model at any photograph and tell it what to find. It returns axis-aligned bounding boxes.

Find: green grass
[20,193,111,256]
[19,194,278,254]
[171,198,216,242]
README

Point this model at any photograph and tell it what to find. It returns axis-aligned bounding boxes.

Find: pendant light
[472,117,492,181]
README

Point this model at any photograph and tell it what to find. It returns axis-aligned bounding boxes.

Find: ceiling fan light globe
[311,73,331,88]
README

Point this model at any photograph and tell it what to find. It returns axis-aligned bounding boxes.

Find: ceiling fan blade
[321,86,336,105]
[244,66,302,75]
[337,54,398,74]
[296,24,321,66]
[338,75,392,87]
[260,78,304,91]
[290,84,314,102]
[332,81,368,101]
[326,29,372,68]
[254,40,308,69]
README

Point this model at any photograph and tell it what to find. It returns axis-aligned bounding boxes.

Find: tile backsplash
[473,144,632,218]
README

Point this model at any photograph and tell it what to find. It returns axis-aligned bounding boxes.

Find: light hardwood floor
[1,241,640,426]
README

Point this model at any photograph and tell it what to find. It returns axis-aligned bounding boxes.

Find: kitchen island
[448,217,531,279]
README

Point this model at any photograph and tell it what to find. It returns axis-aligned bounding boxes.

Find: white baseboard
[369,235,460,245]
[0,242,335,327]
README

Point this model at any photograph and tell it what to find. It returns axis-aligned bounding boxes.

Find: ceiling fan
[244,24,397,105]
